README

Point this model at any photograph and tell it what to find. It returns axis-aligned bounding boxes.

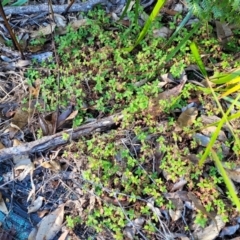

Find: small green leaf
[62,132,70,141]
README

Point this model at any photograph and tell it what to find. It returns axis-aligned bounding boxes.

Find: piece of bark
[0,113,123,162]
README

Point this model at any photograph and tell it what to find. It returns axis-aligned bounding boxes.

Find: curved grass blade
[225,76,240,86]
[190,42,207,78]
[2,0,10,6]
[211,148,240,211]
[223,96,240,109]
[165,22,200,63]
[134,0,140,26]
[124,0,167,52]
[118,0,132,22]
[188,110,240,136]
[165,8,193,47]
[11,0,27,6]
[220,83,240,98]
[189,41,239,166]
[199,93,240,166]
[210,68,240,84]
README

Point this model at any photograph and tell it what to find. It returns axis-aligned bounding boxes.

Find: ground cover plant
[0,0,240,240]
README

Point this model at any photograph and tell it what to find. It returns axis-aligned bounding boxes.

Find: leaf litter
[0,0,239,239]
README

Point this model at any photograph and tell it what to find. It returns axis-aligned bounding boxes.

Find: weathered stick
[3,0,106,15]
[0,113,123,161]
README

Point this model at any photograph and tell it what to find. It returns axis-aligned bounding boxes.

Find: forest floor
[0,0,240,239]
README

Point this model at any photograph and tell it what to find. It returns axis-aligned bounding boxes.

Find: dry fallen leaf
[41,160,61,172]
[12,99,44,130]
[32,204,65,240]
[16,163,35,181]
[123,217,145,239]
[187,192,217,229]
[153,26,171,38]
[57,105,73,128]
[65,110,78,121]
[31,23,56,38]
[15,59,31,67]
[39,115,53,136]
[52,13,67,27]
[13,155,34,181]
[0,192,8,215]
[145,78,187,118]
[69,19,88,31]
[193,215,225,240]
[58,230,69,240]
[28,228,37,240]
[0,142,5,149]
[225,168,240,183]
[28,196,44,213]
[215,21,233,45]
[37,209,49,218]
[29,79,41,98]
[13,139,23,146]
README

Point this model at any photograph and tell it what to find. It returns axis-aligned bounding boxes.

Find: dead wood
[0,113,123,161]
[3,0,105,15]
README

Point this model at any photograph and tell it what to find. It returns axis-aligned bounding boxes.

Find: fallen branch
[3,0,105,15]
[0,113,123,161]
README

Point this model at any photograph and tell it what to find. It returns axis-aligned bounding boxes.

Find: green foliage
[26,5,240,237]
[194,213,208,228]
[26,7,239,123]
[190,42,240,211]
[30,37,46,46]
[185,0,240,24]
[66,215,81,229]
[124,0,167,51]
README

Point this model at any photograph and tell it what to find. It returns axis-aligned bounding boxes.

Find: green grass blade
[188,110,240,135]
[125,0,167,52]
[199,93,240,166]
[118,0,132,21]
[220,83,240,98]
[2,0,10,6]
[210,68,240,84]
[190,42,207,78]
[215,111,240,123]
[11,0,27,6]
[165,8,193,47]
[190,41,240,166]
[223,96,240,109]
[199,116,226,166]
[134,0,140,26]
[165,22,200,63]
[211,149,240,211]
